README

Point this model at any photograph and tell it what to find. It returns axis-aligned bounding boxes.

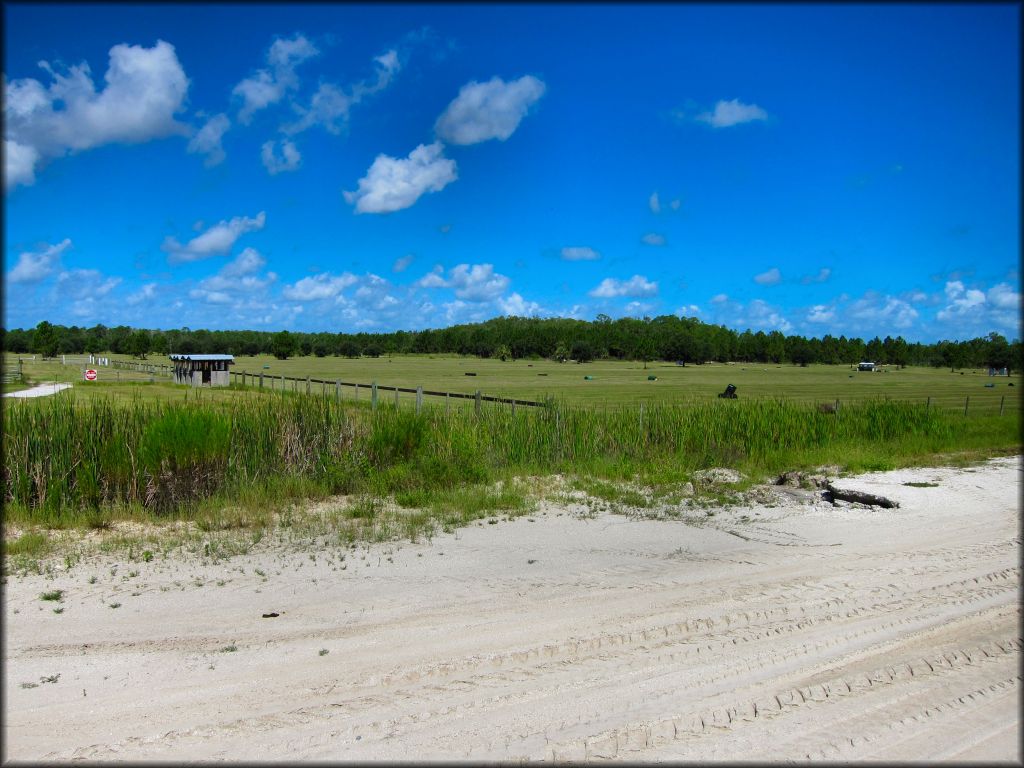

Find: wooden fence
[229,369,547,413]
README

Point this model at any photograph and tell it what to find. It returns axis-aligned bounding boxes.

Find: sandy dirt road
[3,456,1020,761]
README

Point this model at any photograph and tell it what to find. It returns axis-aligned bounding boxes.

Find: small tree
[271,330,296,360]
[338,340,361,358]
[363,343,383,358]
[553,342,570,362]
[571,340,595,363]
[127,330,151,359]
[495,343,512,362]
[33,321,59,358]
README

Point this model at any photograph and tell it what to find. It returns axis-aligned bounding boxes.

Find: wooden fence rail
[229,369,547,410]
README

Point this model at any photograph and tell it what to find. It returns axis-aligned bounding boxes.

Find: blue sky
[4,3,1020,341]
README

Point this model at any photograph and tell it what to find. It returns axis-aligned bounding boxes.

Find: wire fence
[44,356,1019,418]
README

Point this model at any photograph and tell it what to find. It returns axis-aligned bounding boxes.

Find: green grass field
[6,352,1020,415]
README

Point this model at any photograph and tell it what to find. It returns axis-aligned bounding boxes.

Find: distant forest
[3,315,1020,372]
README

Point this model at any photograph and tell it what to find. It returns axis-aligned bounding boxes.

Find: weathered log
[824,484,899,509]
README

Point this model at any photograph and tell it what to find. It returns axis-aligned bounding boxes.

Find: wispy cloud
[187,113,230,167]
[162,211,266,263]
[696,99,768,128]
[754,267,781,286]
[560,246,600,261]
[282,48,401,136]
[393,254,414,272]
[261,139,301,174]
[7,238,72,283]
[800,267,831,285]
[641,233,666,246]
[233,34,319,124]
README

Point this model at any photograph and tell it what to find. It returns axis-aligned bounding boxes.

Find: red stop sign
[84,369,97,381]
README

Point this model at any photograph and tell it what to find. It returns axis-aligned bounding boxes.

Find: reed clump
[2,390,1017,527]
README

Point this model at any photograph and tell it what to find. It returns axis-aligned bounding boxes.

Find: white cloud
[344,142,457,214]
[649,192,661,213]
[747,299,792,332]
[448,263,510,301]
[7,238,72,283]
[281,272,357,301]
[696,99,768,128]
[800,267,831,285]
[807,304,835,323]
[187,113,230,167]
[4,41,189,188]
[560,246,600,261]
[670,199,681,211]
[126,283,158,306]
[710,293,729,304]
[435,75,546,145]
[589,275,658,299]
[416,265,448,289]
[233,34,319,124]
[162,211,266,263]
[261,138,301,174]
[624,301,657,316]
[192,248,277,300]
[188,288,233,305]
[641,233,666,246]
[931,280,1021,335]
[849,293,918,329]
[220,247,267,278]
[55,268,122,300]
[498,292,547,317]
[676,304,701,316]
[4,139,39,188]
[393,254,414,272]
[754,267,782,285]
[413,263,511,301]
[987,282,1020,310]
[284,48,400,136]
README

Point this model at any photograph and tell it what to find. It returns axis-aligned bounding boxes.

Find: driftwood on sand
[824,483,900,509]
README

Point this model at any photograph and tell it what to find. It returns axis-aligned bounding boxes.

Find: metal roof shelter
[169,353,234,387]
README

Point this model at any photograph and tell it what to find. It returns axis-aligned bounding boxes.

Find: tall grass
[3,390,1018,525]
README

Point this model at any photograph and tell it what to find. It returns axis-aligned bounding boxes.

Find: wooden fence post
[926,396,930,411]
[999,395,1005,417]
[354,383,359,401]
[446,392,450,414]
[394,388,399,408]
[511,398,516,416]
[371,381,378,410]
[306,375,310,395]
[475,390,481,416]
[963,396,969,417]
[260,372,264,389]
[416,386,423,414]
[335,379,340,403]
[834,398,840,413]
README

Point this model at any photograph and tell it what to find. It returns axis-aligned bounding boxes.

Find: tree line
[2,315,1019,372]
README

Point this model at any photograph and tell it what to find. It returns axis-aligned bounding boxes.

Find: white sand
[3,456,1020,761]
[3,382,73,398]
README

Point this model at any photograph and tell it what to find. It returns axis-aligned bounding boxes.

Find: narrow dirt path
[3,382,73,398]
